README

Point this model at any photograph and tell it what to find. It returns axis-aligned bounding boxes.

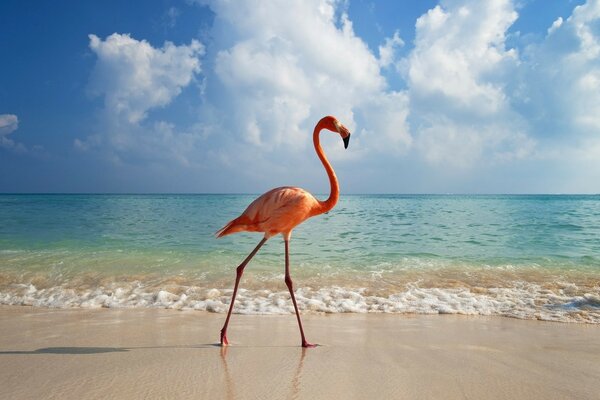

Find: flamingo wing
[216,187,318,237]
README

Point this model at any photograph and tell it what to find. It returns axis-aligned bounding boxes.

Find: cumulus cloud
[0,114,18,136]
[88,33,203,123]
[206,0,411,159]
[0,114,46,156]
[79,33,205,165]
[199,0,599,183]
[409,1,518,112]
[0,114,26,152]
[378,31,404,69]
[548,17,563,35]
[521,0,600,185]
[406,0,532,167]
[522,0,600,137]
[75,0,600,192]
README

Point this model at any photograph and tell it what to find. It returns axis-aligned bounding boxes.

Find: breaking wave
[2,271,599,323]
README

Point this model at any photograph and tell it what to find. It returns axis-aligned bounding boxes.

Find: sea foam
[2,194,600,323]
[2,279,599,323]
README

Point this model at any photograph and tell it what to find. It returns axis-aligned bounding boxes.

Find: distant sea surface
[1,194,599,323]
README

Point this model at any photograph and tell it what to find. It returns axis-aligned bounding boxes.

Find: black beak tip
[343,134,350,149]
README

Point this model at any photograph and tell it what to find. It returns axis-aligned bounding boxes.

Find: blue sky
[1,0,599,193]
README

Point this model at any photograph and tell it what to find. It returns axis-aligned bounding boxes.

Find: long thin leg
[284,239,316,348]
[220,237,267,346]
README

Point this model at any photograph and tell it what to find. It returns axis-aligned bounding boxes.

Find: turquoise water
[1,194,599,322]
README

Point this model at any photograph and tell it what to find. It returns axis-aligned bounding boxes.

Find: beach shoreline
[1,305,599,399]
[3,194,600,323]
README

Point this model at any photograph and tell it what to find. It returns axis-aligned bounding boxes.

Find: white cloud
[73,0,600,192]
[142,0,414,193]
[79,33,206,165]
[0,114,26,153]
[417,116,534,167]
[0,114,46,156]
[360,91,412,154]
[205,0,411,159]
[88,33,203,123]
[495,0,600,189]
[410,1,518,112]
[548,17,563,35]
[526,0,600,135]
[407,0,531,167]
[378,31,404,68]
[0,114,18,136]
[402,0,600,188]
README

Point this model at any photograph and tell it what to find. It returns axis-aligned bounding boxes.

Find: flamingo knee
[236,264,245,278]
[285,275,293,290]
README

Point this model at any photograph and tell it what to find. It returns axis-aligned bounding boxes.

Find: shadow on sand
[0,343,313,355]
[2,343,312,397]
[0,347,130,355]
[0,344,222,355]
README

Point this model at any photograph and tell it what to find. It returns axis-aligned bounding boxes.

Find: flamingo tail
[215,217,246,238]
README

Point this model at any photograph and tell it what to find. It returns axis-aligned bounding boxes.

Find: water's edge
[1,194,599,323]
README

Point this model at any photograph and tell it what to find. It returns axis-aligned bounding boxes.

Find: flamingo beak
[343,132,351,149]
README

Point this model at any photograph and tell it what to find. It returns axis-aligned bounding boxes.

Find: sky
[1,0,599,194]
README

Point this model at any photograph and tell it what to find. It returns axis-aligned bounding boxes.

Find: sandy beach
[0,306,598,399]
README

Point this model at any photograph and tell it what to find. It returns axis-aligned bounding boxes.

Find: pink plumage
[217,116,351,348]
[216,187,320,240]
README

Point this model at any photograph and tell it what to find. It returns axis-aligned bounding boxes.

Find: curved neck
[313,120,339,215]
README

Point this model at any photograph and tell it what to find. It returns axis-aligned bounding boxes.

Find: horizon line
[1,192,599,196]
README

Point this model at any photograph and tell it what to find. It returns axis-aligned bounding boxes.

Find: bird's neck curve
[313,119,339,215]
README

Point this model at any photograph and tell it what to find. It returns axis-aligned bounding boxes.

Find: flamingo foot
[302,341,317,348]
[220,329,229,346]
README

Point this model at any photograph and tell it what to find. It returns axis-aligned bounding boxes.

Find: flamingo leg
[284,239,316,348]
[220,237,267,346]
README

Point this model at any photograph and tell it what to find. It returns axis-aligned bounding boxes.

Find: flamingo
[216,115,351,348]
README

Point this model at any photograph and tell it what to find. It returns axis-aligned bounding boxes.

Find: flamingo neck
[313,120,339,215]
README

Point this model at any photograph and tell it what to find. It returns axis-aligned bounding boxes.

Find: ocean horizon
[1,193,599,323]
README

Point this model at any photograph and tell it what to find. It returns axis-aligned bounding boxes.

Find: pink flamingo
[216,116,351,348]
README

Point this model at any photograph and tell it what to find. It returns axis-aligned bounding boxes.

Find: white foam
[1,280,599,323]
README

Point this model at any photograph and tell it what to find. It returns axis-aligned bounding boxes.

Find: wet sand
[0,306,599,399]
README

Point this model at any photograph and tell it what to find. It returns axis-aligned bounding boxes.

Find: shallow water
[1,194,599,322]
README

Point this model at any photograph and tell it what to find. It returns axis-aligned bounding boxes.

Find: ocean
[1,194,599,322]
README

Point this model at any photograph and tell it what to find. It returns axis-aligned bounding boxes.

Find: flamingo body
[216,186,320,240]
[216,116,351,348]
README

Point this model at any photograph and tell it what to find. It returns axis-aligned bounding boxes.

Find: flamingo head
[322,116,351,149]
